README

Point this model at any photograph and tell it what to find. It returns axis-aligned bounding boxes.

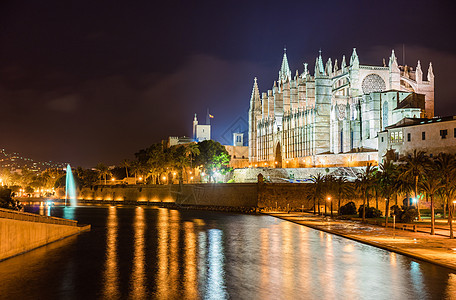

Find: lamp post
[325,197,328,216]
[328,196,333,218]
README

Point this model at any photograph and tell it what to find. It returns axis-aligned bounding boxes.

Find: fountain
[65,164,77,206]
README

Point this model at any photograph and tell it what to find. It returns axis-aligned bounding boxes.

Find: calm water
[0,205,455,299]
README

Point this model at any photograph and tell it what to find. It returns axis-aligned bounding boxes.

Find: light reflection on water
[1,205,455,299]
[130,206,146,298]
[103,206,119,299]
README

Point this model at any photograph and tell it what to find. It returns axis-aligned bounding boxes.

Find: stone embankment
[53,182,371,213]
[266,212,456,271]
[0,208,90,261]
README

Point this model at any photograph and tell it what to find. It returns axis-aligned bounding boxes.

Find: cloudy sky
[1,0,455,167]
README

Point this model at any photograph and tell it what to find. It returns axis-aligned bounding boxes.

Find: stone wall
[65,181,399,214]
[0,213,89,261]
[74,183,258,208]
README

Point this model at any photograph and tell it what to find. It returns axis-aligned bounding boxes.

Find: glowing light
[202,172,205,176]
[173,172,176,176]
[189,171,192,174]
[190,176,194,180]
[138,177,143,181]
[162,176,166,181]
[111,178,115,181]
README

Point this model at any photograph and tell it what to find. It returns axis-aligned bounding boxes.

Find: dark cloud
[46,94,80,112]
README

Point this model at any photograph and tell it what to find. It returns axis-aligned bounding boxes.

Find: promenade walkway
[265,212,456,272]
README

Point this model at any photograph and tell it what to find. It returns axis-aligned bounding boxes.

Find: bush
[0,187,22,210]
[358,205,383,218]
[339,201,357,215]
[390,205,418,223]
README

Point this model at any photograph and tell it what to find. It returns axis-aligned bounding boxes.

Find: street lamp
[326,196,331,217]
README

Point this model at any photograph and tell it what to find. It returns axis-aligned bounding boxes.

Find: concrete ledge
[0,212,90,261]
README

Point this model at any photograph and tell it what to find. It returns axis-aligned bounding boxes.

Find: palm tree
[378,161,399,228]
[420,164,443,235]
[435,153,456,238]
[356,164,376,223]
[95,163,111,185]
[310,173,325,215]
[333,176,353,216]
[400,150,429,219]
[129,160,141,183]
[120,159,131,179]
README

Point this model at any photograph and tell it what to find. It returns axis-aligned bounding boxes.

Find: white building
[248,48,434,168]
[378,116,456,163]
[192,114,211,142]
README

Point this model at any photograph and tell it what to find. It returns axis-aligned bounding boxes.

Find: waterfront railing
[0,207,78,226]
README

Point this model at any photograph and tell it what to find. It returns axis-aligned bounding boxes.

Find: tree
[355,164,376,223]
[377,161,399,228]
[120,159,131,178]
[95,163,111,185]
[400,150,429,220]
[185,143,200,169]
[194,140,231,182]
[333,176,353,215]
[435,153,456,238]
[309,173,325,215]
[419,164,443,235]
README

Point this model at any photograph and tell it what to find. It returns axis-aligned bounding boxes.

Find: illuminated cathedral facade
[248,48,434,167]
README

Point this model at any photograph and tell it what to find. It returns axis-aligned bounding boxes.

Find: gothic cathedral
[248,48,434,167]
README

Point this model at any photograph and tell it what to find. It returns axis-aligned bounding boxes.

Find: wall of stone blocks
[0,218,85,261]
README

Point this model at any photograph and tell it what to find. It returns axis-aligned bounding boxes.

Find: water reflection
[63,206,75,220]
[156,208,169,298]
[206,229,227,299]
[103,206,119,299]
[7,205,456,300]
[184,221,197,299]
[130,206,146,298]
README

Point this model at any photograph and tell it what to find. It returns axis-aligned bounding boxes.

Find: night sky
[1,0,455,168]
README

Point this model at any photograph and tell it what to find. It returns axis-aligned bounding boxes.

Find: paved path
[264,211,456,272]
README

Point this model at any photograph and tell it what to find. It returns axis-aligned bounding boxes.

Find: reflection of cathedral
[248,48,434,167]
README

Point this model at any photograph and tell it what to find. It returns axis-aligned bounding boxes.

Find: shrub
[358,205,383,218]
[339,201,357,215]
[390,205,418,223]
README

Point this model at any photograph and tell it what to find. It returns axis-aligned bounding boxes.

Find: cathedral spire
[315,50,325,76]
[325,58,333,76]
[389,49,399,72]
[350,48,359,67]
[333,59,338,73]
[427,62,434,82]
[250,77,260,105]
[302,62,308,78]
[416,60,423,83]
[278,47,291,81]
[341,55,347,70]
